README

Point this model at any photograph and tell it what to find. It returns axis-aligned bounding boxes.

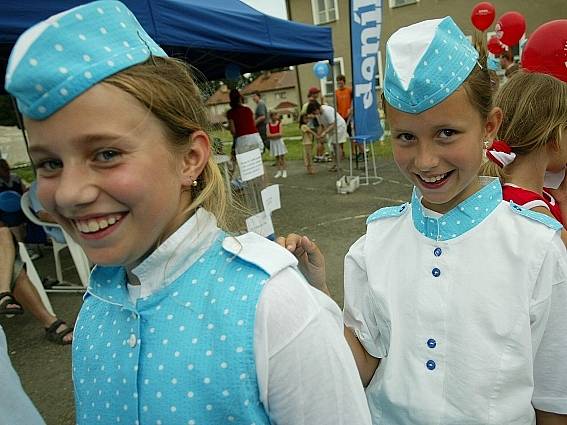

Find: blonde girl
[281,17,567,424]
[480,71,567,239]
[5,2,371,424]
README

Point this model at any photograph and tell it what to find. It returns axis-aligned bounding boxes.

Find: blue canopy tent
[0,0,333,90]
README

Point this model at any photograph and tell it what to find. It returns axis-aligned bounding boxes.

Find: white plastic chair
[20,192,90,289]
[18,242,54,315]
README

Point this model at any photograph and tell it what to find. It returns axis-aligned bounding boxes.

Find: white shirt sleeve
[532,236,567,414]
[343,234,388,358]
[254,267,371,425]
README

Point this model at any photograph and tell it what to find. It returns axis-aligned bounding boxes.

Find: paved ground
[0,155,412,425]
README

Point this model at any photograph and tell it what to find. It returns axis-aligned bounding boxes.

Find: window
[275,91,287,100]
[388,0,418,8]
[311,0,338,25]
[322,57,344,96]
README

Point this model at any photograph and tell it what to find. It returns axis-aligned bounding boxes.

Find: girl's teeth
[422,173,446,183]
[76,215,120,233]
[88,220,99,232]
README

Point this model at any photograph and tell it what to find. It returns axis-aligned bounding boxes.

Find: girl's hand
[276,234,329,295]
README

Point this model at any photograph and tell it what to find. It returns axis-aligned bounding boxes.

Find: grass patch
[12,165,35,184]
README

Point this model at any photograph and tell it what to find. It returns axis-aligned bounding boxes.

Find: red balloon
[471,2,496,31]
[487,35,505,55]
[522,20,567,83]
[496,11,526,47]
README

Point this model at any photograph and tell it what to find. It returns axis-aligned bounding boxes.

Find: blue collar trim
[411,177,502,241]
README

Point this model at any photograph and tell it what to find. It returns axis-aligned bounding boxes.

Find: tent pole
[330,62,340,179]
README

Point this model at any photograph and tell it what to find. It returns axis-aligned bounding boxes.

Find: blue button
[434,247,442,257]
[427,338,437,348]
[432,268,441,277]
[426,360,436,370]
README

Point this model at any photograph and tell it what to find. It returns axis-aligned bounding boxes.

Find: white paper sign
[245,211,275,238]
[261,185,281,215]
[236,149,264,182]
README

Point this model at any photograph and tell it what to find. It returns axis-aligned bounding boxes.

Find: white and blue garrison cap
[4,0,167,120]
[384,17,479,114]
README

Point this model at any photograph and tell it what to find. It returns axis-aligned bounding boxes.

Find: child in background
[281,17,567,424]
[299,113,316,175]
[5,2,372,424]
[480,71,567,243]
[267,112,288,178]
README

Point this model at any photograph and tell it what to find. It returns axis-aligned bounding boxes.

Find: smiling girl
[5,2,371,424]
[281,17,567,425]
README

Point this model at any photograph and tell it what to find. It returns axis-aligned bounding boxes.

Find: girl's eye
[95,150,121,162]
[35,159,62,173]
[396,133,415,143]
[438,129,457,139]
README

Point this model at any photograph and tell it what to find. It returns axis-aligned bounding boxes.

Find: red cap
[307,86,321,96]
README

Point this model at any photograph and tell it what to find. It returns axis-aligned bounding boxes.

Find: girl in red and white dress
[267,112,288,178]
[480,70,567,244]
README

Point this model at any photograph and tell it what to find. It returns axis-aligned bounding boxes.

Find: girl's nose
[414,143,439,171]
[54,166,98,212]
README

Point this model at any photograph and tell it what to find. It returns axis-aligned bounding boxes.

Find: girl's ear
[484,107,503,140]
[179,130,210,187]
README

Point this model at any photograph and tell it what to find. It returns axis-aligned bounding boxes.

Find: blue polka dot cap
[384,17,479,114]
[4,0,167,120]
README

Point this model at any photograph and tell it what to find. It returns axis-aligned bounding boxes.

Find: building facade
[287,0,567,107]
[205,70,299,125]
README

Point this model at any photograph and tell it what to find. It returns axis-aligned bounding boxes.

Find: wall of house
[287,0,567,108]
[287,0,352,108]
[380,0,567,62]
[243,89,300,121]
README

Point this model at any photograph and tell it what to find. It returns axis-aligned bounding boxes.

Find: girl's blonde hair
[104,57,230,228]
[464,31,494,121]
[479,70,567,179]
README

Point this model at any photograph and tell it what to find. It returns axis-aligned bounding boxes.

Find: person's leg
[317,140,325,158]
[0,228,14,294]
[305,145,314,173]
[282,155,287,178]
[12,270,73,344]
[0,227,23,315]
[274,155,282,178]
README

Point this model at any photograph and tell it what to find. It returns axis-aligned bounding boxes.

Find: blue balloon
[225,63,241,80]
[313,61,330,79]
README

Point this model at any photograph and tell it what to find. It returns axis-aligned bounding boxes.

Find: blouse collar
[411,177,502,241]
[89,208,221,303]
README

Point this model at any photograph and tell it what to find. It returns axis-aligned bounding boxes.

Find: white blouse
[127,208,371,425]
[344,180,567,424]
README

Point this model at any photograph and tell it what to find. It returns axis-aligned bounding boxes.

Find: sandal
[0,291,24,317]
[45,319,73,345]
